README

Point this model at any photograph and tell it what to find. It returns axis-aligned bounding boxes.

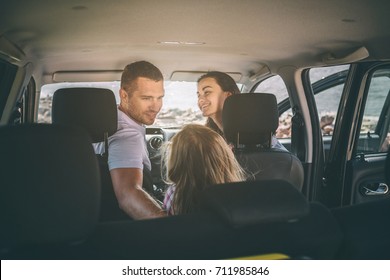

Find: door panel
[348,154,389,204]
[344,65,390,206]
[322,63,390,207]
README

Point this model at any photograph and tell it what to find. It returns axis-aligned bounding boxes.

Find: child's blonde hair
[162,124,247,214]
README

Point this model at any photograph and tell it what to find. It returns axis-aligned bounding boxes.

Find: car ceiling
[1,0,390,86]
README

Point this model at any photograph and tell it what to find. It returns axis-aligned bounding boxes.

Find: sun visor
[53,70,122,82]
[170,71,242,82]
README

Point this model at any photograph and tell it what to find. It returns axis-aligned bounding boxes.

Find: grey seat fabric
[222,93,304,191]
[51,88,130,221]
[0,124,100,255]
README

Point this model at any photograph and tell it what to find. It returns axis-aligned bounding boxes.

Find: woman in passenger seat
[197,71,286,150]
[162,124,247,215]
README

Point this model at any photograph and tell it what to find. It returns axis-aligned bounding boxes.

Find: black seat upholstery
[52,88,117,143]
[77,180,342,260]
[0,124,100,258]
[222,93,304,191]
[1,135,342,259]
[51,88,129,221]
[199,180,309,227]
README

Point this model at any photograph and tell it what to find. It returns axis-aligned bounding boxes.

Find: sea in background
[38,65,388,136]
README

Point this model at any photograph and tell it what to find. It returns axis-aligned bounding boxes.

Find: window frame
[353,65,390,156]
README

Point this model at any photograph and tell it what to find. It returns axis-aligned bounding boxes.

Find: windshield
[39,81,208,128]
[154,81,205,128]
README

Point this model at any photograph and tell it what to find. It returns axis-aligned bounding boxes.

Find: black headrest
[52,87,117,143]
[200,180,309,228]
[222,93,279,146]
[0,124,100,250]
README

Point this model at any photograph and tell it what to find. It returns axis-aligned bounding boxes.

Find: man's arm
[110,168,167,220]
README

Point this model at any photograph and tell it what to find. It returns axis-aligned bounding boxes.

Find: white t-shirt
[94,109,151,171]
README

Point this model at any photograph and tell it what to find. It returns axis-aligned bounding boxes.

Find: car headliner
[1,0,390,86]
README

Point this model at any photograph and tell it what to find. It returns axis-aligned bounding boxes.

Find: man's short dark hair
[121,61,163,92]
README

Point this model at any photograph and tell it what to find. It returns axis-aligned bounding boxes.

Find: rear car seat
[0,124,100,258]
[77,180,343,260]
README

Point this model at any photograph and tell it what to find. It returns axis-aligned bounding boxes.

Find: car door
[252,66,350,200]
[323,62,390,207]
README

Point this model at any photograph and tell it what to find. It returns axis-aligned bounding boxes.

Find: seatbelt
[102,132,109,161]
[100,131,162,203]
[291,107,305,161]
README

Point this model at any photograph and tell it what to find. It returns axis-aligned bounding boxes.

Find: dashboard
[145,127,179,200]
[146,127,165,159]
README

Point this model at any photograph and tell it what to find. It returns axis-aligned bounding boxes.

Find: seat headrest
[0,124,100,250]
[52,88,117,143]
[200,180,309,228]
[222,93,279,146]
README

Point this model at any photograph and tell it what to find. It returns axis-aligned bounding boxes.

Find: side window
[253,67,349,140]
[254,75,288,103]
[253,75,291,138]
[309,65,350,137]
[356,68,390,154]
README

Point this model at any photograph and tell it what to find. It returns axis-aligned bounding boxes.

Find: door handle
[361,183,389,196]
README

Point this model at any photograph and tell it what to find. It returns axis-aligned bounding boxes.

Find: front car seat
[51,88,129,221]
[222,93,304,191]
